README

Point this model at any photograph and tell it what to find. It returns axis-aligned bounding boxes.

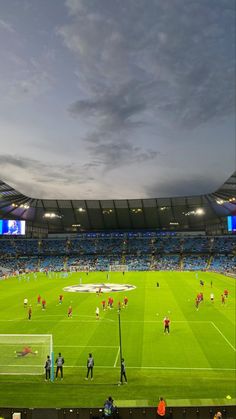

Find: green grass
[0,270,235,408]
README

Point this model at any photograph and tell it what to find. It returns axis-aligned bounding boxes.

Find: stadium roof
[0,172,235,234]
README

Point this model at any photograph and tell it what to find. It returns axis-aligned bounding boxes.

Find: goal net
[0,334,53,377]
[109,264,128,272]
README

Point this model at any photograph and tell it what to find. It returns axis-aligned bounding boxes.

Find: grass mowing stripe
[211,321,236,351]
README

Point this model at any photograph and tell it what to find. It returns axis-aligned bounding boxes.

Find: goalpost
[0,334,54,380]
[109,264,128,272]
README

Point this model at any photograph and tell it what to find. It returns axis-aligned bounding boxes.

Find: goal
[109,264,128,272]
[0,334,53,378]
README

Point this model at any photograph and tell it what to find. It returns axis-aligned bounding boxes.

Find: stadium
[0,1,235,418]
[0,173,235,419]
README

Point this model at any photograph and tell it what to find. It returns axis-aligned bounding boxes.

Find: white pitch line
[54,345,118,348]
[211,322,236,352]
[114,347,120,368]
[0,319,115,323]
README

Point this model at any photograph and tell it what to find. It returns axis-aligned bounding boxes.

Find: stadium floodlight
[131,208,142,214]
[102,209,113,215]
[0,334,54,381]
[195,208,205,215]
[43,212,62,219]
[183,208,205,216]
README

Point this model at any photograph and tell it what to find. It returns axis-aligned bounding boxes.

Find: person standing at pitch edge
[120,358,128,384]
[157,397,166,417]
[85,353,94,380]
[44,355,51,381]
[55,352,64,380]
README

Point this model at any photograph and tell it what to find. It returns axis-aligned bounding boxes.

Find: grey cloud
[0,154,96,196]
[8,70,53,102]
[68,80,147,131]
[87,140,159,171]
[0,18,15,33]
[0,155,40,170]
[145,174,221,199]
[68,79,158,170]
[61,0,235,130]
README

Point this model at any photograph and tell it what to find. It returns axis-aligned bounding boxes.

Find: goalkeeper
[16,346,37,357]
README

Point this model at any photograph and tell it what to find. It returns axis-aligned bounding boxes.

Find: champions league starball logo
[63,283,136,293]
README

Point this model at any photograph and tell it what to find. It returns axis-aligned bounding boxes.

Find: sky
[0,0,235,200]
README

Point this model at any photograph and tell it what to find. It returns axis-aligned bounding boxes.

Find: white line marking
[114,347,120,368]
[54,345,118,348]
[211,322,236,352]
[0,372,41,375]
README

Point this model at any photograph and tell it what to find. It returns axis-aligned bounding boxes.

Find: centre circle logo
[63,283,136,293]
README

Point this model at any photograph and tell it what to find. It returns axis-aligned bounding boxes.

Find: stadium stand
[0,234,235,275]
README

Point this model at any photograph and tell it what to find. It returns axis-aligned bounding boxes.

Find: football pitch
[0,270,235,408]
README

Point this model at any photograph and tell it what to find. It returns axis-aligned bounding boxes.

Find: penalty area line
[114,347,120,368]
[210,322,236,352]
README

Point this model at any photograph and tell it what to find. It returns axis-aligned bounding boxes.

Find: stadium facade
[0,172,235,236]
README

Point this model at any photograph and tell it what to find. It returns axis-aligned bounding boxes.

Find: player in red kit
[37,295,41,305]
[102,300,106,310]
[124,296,128,307]
[42,299,46,310]
[163,317,170,334]
[224,289,229,298]
[16,346,37,357]
[59,294,63,304]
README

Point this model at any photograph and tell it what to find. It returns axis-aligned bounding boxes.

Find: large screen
[227,216,236,232]
[0,220,26,235]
